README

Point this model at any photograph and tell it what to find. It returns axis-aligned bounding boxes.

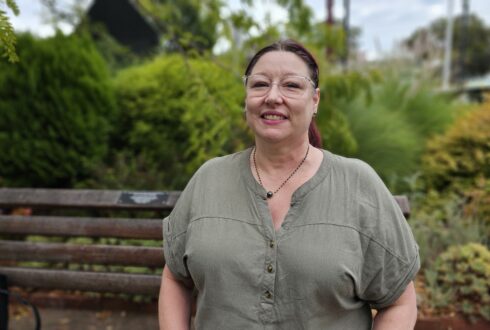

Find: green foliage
[317,69,378,156]
[410,190,485,269]
[276,0,314,37]
[335,71,457,191]
[40,0,90,28]
[92,55,250,190]
[0,33,116,187]
[0,0,19,62]
[425,243,490,321]
[77,22,140,72]
[138,0,221,53]
[422,102,490,232]
[423,103,490,190]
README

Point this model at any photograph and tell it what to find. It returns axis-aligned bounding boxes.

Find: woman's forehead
[251,51,309,76]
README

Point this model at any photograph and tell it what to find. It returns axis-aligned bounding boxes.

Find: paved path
[9,305,159,330]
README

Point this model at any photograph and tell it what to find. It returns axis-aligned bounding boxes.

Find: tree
[40,0,91,28]
[137,0,221,54]
[404,14,490,79]
[0,0,19,62]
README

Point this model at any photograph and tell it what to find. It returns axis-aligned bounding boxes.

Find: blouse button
[269,240,275,248]
[267,264,274,273]
[265,290,272,299]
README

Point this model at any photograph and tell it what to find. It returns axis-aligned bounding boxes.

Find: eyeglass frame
[242,74,317,98]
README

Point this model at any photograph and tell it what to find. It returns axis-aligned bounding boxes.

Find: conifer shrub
[0,33,116,187]
[422,103,490,232]
[422,103,490,189]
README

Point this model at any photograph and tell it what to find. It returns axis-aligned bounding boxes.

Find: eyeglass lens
[246,75,311,98]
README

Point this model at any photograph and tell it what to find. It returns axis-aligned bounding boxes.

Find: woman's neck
[253,138,311,173]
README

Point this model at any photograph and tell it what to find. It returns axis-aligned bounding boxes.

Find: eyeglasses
[243,74,316,98]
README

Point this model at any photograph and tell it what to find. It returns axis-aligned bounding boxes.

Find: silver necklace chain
[252,145,310,199]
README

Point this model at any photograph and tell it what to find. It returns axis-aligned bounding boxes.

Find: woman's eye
[251,81,269,88]
[283,81,301,89]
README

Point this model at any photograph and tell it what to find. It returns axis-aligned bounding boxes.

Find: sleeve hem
[370,251,420,310]
[162,217,190,283]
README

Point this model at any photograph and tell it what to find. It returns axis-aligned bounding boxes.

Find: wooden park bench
[0,188,182,317]
[0,188,410,317]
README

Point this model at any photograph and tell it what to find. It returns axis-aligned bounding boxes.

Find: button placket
[261,234,276,306]
[255,193,278,323]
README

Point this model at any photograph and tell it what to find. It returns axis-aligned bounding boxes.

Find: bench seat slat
[0,215,163,239]
[0,188,180,210]
[0,267,161,295]
[0,240,165,267]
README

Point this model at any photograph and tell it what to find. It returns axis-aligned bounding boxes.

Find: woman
[159,40,420,329]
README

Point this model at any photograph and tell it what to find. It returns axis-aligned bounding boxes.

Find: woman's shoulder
[191,149,250,182]
[322,149,379,180]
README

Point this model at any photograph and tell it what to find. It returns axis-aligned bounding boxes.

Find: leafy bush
[422,243,490,321]
[104,55,250,190]
[0,33,116,187]
[410,190,485,269]
[422,103,490,190]
[422,103,490,231]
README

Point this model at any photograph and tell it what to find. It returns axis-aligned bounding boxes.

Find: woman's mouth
[261,114,287,120]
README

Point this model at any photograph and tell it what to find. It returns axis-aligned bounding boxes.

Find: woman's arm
[373,281,418,330]
[158,266,194,330]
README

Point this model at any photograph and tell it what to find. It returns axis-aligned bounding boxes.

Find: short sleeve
[163,216,190,281]
[353,161,420,309]
[162,174,198,282]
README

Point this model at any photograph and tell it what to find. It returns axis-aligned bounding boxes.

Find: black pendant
[266,191,273,199]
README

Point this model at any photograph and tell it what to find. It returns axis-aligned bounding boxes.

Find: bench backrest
[0,188,180,297]
[0,188,410,297]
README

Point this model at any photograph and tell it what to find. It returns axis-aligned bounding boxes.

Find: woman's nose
[265,83,283,104]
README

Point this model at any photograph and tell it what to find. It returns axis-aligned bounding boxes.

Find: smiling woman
[158,39,420,330]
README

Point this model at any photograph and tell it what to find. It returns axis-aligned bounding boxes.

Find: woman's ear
[313,88,320,105]
[312,88,320,113]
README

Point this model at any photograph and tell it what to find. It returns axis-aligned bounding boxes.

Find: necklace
[252,145,310,199]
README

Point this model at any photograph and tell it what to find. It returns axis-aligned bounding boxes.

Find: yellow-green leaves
[0,0,19,62]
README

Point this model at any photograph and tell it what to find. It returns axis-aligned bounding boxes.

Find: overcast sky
[5,0,490,60]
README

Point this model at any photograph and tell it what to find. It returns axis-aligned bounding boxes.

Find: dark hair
[244,39,322,148]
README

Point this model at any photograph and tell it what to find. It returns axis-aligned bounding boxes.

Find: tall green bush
[0,33,116,187]
[108,55,250,190]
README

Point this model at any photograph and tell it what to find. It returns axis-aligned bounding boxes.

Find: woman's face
[245,51,320,145]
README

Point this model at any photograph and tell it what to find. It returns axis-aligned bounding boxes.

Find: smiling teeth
[263,114,284,120]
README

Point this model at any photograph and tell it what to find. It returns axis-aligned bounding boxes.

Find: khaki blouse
[163,148,420,329]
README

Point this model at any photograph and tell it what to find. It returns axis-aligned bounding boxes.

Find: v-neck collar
[240,147,333,204]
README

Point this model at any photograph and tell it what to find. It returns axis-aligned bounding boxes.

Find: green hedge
[106,55,250,190]
[0,33,116,187]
